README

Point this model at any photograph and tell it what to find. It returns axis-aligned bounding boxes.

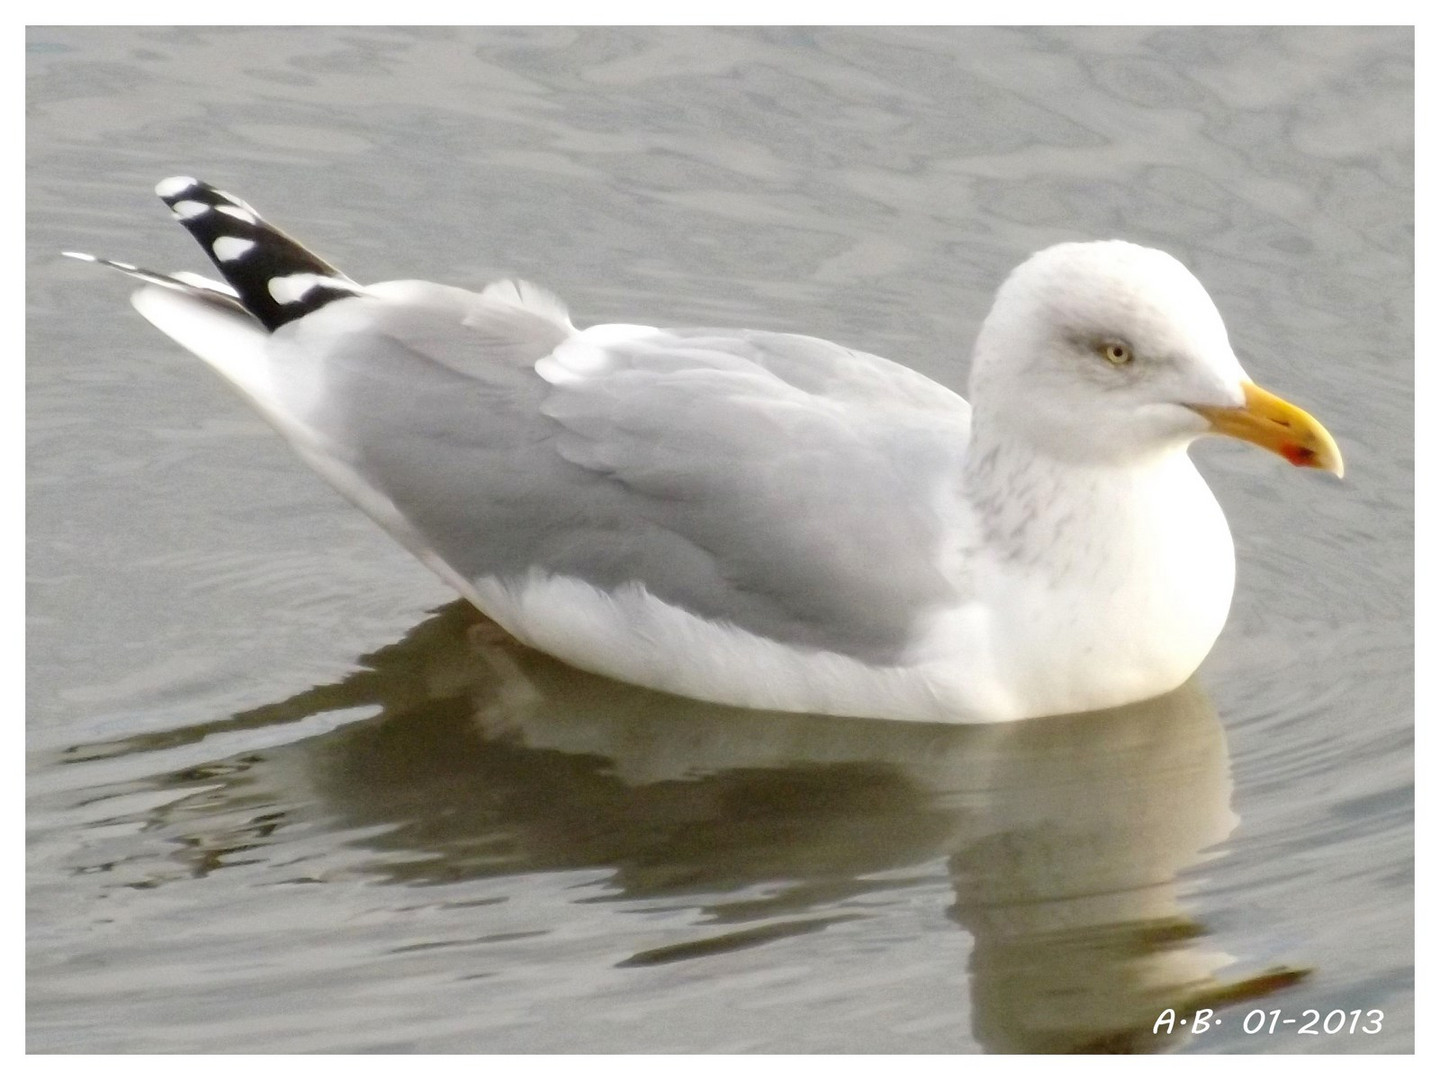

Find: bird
[66,177,1343,724]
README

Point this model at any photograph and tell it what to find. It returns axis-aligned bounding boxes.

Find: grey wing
[279,285,971,663]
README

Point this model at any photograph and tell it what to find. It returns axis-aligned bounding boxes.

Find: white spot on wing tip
[269,274,312,305]
[212,236,256,263]
[156,176,199,198]
[171,200,211,220]
[62,251,97,262]
[216,204,257,224]
[267,272,361,306]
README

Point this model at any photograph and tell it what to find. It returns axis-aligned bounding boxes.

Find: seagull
[66,177,1342,724]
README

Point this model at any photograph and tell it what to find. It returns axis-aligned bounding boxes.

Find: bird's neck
[952,421,1235,720]
[959,420,1199,577]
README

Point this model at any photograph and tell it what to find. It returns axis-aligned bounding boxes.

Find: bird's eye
[1099,341,1132,366]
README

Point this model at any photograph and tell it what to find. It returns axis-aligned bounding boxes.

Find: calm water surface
[27,26,1412,1053]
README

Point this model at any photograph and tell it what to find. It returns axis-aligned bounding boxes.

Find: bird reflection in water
[62,601,1307,1053]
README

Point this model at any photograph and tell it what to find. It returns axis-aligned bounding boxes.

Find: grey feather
[278,288,970,661]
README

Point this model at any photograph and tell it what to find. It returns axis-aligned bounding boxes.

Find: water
[27,26,1412,1053]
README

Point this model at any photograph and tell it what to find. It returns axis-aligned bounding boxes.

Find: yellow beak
[1191,381,1344,478]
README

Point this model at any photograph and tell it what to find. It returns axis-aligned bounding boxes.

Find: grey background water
[27,27,1412,1053]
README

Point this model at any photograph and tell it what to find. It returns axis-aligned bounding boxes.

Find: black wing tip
[153,175,364,331]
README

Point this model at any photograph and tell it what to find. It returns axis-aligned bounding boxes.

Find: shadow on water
[58,600,1307,1053]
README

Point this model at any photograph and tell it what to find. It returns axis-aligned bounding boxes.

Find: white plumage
[68,178,1343,723]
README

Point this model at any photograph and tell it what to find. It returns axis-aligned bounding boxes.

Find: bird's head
[969,241,1342,477]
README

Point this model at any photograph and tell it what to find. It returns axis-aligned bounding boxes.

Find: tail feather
[151,176,364,331]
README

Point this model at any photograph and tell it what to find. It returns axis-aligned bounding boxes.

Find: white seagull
[67,177,1342,724]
